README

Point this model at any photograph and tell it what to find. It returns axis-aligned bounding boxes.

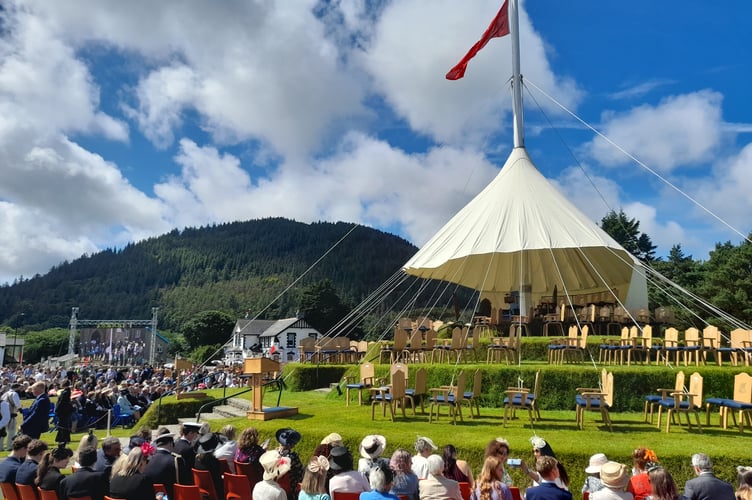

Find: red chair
[224,473,253,500]
[173,484,202,500]
[510,486,522,500]
[277,473,292,496]
[584,492,590,500]
[218,458,232,475]
[192,468,219,500]
[68,497,93,500]
[104,497,126,500]
[234,460,263,490]
[1,483,20,500]
[332,493,361,500]
[153,484,167,495]
[15,484,38,500]
[459,481,471,500]
[37,490,59,500]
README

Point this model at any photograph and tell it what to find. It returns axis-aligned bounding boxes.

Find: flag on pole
[446,0,510,80]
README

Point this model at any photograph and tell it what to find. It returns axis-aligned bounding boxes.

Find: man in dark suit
[20,382,50,439]
[59,446,108,500]
[173,422,200,470]
[0,434,31,483]
[144,433,191,498]
[524,456,573,500]
[14,439,48,485]
[684,453,735,500]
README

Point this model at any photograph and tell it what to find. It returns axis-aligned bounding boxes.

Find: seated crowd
[0,423,749,500]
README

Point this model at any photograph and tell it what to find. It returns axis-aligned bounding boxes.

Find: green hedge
[283,361,747,412]
[140,395,217,427]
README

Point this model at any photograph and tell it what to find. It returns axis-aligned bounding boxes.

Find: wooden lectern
[243,357,298,421]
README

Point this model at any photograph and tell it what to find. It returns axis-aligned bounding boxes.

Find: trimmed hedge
[283,361,747,412]
[140,394,217,427]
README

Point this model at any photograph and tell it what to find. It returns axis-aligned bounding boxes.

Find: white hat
[260,450,291,481]
[359,435,387,460]
[600,461,629,490]
[415,436,437,452]
[585,453,609,474]
[320,433,343,447]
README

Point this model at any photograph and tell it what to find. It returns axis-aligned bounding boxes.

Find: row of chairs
[379,326,484,364]
[298,337,369,364]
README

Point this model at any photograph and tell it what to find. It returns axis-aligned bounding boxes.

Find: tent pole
[509,0,524,148]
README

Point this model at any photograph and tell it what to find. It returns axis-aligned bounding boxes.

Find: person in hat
[313,434,341,491]
[359,434,389,480]
[523,456,573,500]
[144,432,192,498]
[213,424,238,472]
[412,435,438,479]
[299,455,330,500]
[174,421,201,469]
[582,453,609,495]
[254,449,291,500]
[591,461,633,500]
[276,427,304,500]
[195,432,224,500]
[329,446,370,497]
[321,432,344,448]
[521,436,569,490]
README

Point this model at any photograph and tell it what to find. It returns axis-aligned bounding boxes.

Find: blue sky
[0,0,750,285]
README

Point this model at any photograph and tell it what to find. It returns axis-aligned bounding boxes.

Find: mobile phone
[507,458,522,467]
[261,438,271,449]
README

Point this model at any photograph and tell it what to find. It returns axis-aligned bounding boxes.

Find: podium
[243,357,298,421]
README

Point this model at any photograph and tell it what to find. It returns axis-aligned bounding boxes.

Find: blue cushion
[575,395,607,408]
[722,400,752,410]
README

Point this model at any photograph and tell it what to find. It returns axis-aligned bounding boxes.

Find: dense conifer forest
[0,218,417,332]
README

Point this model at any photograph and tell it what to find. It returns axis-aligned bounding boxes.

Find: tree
[600,209,657,261]
[182,310,235,350]
[190,343,223,364]
[695,238,752,324]
[299,280,351,335]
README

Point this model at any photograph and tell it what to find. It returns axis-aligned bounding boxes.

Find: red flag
[446,1,510,80]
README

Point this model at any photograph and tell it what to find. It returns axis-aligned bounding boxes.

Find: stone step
[226,397,253,411]
[212,404,248,418]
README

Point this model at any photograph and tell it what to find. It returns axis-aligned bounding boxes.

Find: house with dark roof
[224,316,321,364]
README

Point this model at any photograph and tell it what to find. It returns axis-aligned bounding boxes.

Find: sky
[1,0,751,286]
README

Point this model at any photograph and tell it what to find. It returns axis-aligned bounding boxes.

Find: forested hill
[0,218,418,331]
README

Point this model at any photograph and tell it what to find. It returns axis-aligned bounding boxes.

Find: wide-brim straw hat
[585,453,609,474]
[600,461,629,489]
[359,434,387,460]
[260,450,291,481]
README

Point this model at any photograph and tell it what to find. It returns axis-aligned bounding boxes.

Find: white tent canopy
[403,147,648,312]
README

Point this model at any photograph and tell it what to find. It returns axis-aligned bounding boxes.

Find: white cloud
[587,91,724,173]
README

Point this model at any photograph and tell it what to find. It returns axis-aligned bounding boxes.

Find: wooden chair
[549,325,577,365]
[657,371,703,433]
[461,327,480,362]
[661,327,683,366]
[37,490,59,500]
[682,327,702,366]
[429,371,466,424]
[1,483,20,500]
[405,367,427,414]
[701,325,722,365]
[234,460,263,491]
[631,325,654,364]
[371,370,407,421]
[224,473,253,500]
[575,368,613,431]
[643,370,685,425]
[542,303,565,337]
[172,484,202,500]
[709,373,752,432]
[380,327,409,364]
[403,329,424,363]
[297,336,316,363]
[503,370,541,427]
[422,329,438,363]
[192,468,219,500]
[444,327,467,364]
[344,362,376,406]
[461,369,483,418]
[725,328,752,366]
[561,325,589,363]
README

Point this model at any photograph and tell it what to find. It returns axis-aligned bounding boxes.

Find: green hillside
[0,218,418,332]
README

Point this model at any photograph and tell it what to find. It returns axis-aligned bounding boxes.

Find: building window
[286,333,296,349]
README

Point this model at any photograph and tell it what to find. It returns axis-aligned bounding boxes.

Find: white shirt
[214,440,238,472]
[412,454,430,480]
[0,400,10,429]
[329,471,371,497]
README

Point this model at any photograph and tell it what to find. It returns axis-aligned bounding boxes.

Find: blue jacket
[21,393,51,439]
[525,482,573,500]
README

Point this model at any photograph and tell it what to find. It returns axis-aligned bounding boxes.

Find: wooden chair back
[412,368,427,397]
[470,369,482,397]
[192,468,219,500]
[664,327,680,347]
[407,329,423,350]
[685,327,701,347]
[359,362,375,384]
[687,372,703,408]
[424,329,437,351]
[603,371,614,407]
[640,325,653,349]
[733,373,752,404]
[397,317,413,332]
[392,328,409,352]
[415,316,432,331]
[702,325,720,349]
[390,363,408,386]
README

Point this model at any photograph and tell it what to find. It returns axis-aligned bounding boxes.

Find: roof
[233,317,318,338]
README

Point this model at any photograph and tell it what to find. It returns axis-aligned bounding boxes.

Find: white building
[224,316,321,364]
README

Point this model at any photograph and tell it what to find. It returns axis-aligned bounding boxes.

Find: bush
[139,394,216,427]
